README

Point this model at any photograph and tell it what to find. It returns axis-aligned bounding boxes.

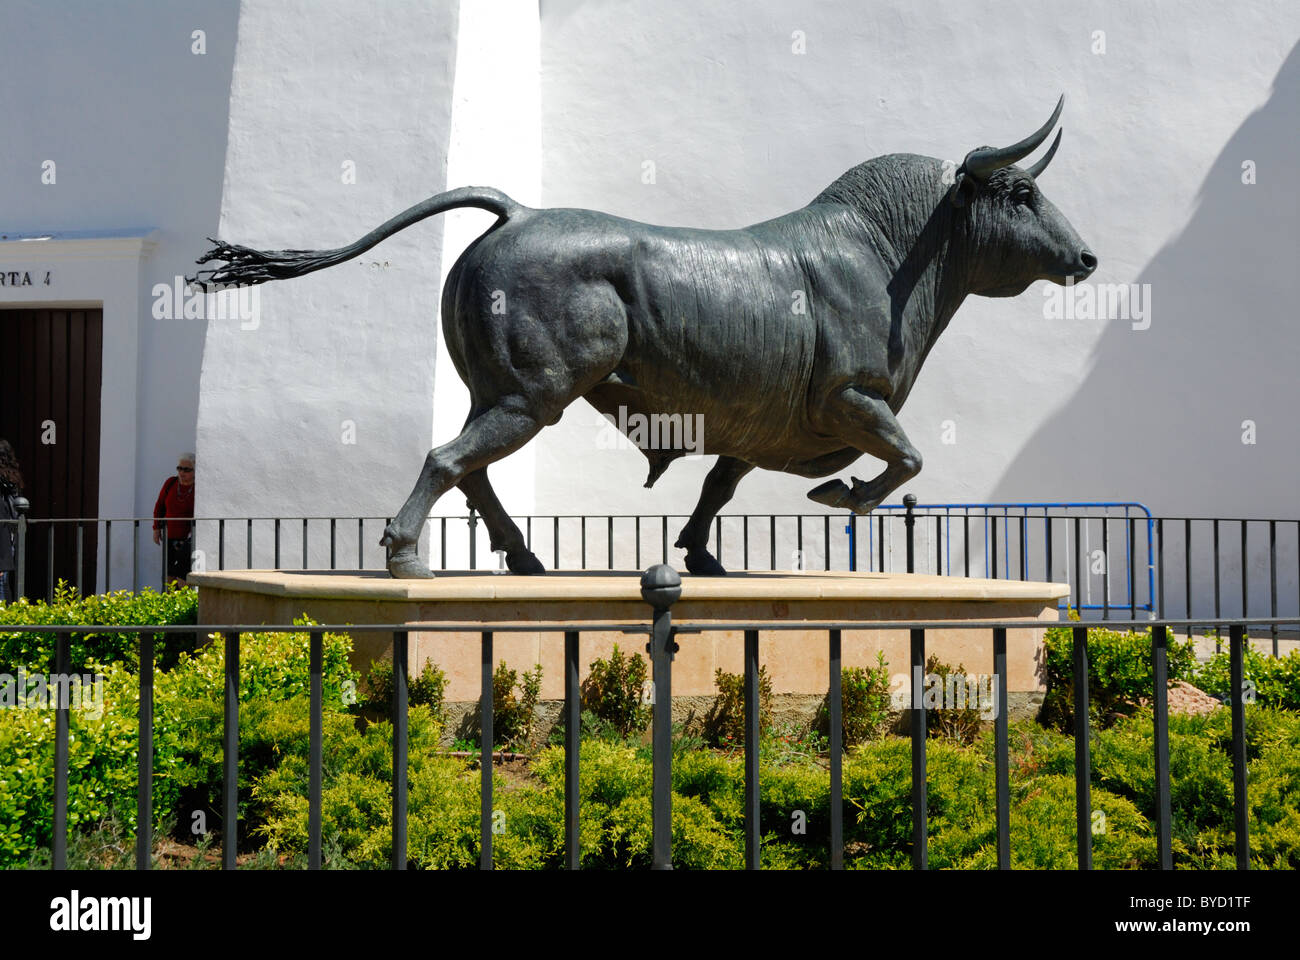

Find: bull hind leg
[458,468,545,574]
[805,386,922,513]
[380,403,545,578]
[675,456,754,575]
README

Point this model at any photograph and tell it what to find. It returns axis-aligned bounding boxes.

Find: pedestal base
[188,569,1068,703]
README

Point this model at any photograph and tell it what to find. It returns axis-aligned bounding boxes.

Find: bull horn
[1026,128,1063,179]
[963,95,1064,180]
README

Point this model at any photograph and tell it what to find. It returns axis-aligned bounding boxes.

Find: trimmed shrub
[705,665,773,746]
[0,580,198,672]
[360,655,447,719]
[0,616,358,866]
[580,644,652,740]
[233,709,1300,869]
[0,663,180,866]
[924,654,984,745]
[1196,647,1300,711]
[1040,612,1197,730]
[816,651,892,746]
[491,661,542,752]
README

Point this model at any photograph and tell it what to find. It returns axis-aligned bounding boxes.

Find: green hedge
[1040,617,1197,729]
[1196,647,1300,711]
[0,666,177,865]
[246,707,1300,870]
[0,580,198,672]
[0,612,357,868]
[4,589,1299,869]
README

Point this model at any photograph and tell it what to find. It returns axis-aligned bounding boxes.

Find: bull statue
[192,96,1094,579]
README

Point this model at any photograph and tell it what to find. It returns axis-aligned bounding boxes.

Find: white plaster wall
[195,0,462,572]
[531,0,1299,605]
[13,0,1291,600]
[536,0,1298,517]
[0,0,239,589]
[432,0,541,570]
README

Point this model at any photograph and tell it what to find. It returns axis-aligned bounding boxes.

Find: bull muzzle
[1073,248,1098,281]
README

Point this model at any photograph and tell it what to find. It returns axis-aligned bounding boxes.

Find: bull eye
[1012,186,1034,206]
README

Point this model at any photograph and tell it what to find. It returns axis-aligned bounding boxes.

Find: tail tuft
[188,238,339,290]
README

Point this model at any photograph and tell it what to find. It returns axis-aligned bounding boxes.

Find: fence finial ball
[640,564,682,609]
[903,494,918,508]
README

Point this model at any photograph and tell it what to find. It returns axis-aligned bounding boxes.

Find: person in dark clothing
[0,439,24,603]
[153,452,195,586]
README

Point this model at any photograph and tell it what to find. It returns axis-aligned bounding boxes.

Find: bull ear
[948,171,977,208]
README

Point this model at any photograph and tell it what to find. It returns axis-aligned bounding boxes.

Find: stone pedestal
[188,569,1068,707]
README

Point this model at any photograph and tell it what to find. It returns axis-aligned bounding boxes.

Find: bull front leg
[806,386,921,513]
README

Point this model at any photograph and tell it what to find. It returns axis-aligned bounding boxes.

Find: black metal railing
[5,501,1299,641]
[8,602,1288,870]
[4,491,1294,870]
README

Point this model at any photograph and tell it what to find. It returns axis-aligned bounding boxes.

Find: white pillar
[432,0,542,570]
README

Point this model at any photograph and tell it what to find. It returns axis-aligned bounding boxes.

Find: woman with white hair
[152,452,195,586]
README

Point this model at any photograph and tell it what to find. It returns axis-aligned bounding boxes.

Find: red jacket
[153,476,195,539]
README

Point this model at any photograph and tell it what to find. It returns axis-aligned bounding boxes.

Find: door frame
[0,229,158,592]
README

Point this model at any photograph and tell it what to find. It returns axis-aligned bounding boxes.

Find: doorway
[0,308,103,599]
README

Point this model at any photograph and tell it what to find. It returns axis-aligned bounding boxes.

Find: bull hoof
[506,549,546,575]
[846,476,884,515]
[808,479,851,509]
[381,531,435,579]
[808,478,882,514]
[387,551,435,579]
[684,547,728,576]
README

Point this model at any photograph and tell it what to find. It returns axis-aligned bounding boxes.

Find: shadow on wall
[989,41,1299,520]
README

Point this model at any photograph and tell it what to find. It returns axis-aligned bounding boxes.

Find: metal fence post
[52,630,70,869]
[308,630,323,870]
[223,631,240,870]
[13,497,28,599]
[564,630,581,869]
[1229,624,1250,869]
[137,632,155,870]
[904,494,917,574]
[993,627,1010,869]
[744,629,761,869]
[394,630,409,870]
[1151,623,1173,869]
[478,630,492,870]
[829,629,843,870]
[642,564,681,870]
[910,627,927,869]
[1072,626,1093,869]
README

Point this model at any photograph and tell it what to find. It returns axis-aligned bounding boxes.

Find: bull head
[948,95,1097,297]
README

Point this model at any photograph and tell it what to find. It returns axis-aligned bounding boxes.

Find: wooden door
[0,308,103,599]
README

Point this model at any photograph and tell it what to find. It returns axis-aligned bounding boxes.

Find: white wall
[194,0,462,572]
[526,0,1299,608]
[0,0,239,588]
[534,0,1299,522]
[9,1,1294,599]
[430,0,542,569]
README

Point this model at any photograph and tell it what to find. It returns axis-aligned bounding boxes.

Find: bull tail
[188,186,521,289]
